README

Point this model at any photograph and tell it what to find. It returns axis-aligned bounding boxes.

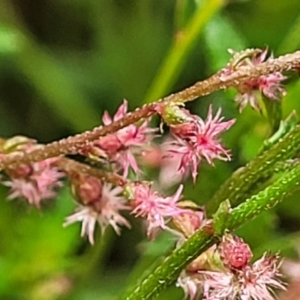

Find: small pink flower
[64,181,130,244]
[200,253,284,300]
[258,73,287,100]
[177,231,285,300]
[125,182,186,238]
[224,48,287,111]
[2,158,64,207]
[163,106,234,182]
[94,100,157,177]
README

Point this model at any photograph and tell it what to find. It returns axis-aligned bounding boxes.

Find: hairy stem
[57,157,127,186]
[1,50,300,170]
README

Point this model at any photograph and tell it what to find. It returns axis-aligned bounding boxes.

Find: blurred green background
[1,0,300,299]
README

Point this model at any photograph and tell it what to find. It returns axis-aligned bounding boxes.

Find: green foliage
[0,1,300,299]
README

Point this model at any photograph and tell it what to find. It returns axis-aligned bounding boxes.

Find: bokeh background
[1,0,300,299]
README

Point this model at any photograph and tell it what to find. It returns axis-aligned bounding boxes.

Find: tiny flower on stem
[124,181,187,238]
[202,253,285,300]
[158,139,188,188]
[64,174,130,244]
[172,201,205,238]
[0,137,64,207]
[89,100,157,177]
[158,104,234,182]
[223,48,287,112]
[177,233,285,300]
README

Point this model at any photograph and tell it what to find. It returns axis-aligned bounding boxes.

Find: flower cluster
[0,137,64,207]
[0,99,235,246]
[64,173,131,244]
[124,181,190,238]
[177,234,285,300]
[0,46,293,300]
[222,48,287,111]
[87,100,156,177]
[157,104,235,182]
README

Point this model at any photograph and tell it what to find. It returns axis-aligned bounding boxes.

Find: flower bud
[156,102,193,126]
[70,173,103,206]
[219,234,253,270]
[172,201,203,237]
[1,136,36,153]
[6,164,33,178]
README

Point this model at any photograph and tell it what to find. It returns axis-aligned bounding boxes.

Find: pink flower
[203,253,285,300]
[2,158,64,207]
[172,204,205,238]
[177,232,285,300]
[258,73,287,100]
[138,141,188,189]
[224,48,287,112]
[125,182,186,238]
[178,253,284,300]
[163,106,234,182]
[93,100,157,177]
[64,180,130,244]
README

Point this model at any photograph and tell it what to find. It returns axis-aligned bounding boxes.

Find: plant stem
[1,51,300,170]
[57,157,127,186]
[227,163,300,228]
[121,224,216,300]
[206,124,300,216]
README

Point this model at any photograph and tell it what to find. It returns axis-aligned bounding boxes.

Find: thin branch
[1,50,300,170]
[56,157,127,187]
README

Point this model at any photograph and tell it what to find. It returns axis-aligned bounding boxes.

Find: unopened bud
[156,102,193,126]
[6,164,33,178]
[1,136,36,153]
[172,201,203,237]
[219,234,253,270]
[71,174,103,206]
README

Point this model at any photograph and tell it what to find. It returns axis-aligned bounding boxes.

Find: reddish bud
[219,234,253,270]
[6,164,33,178]
[71,174,103,206]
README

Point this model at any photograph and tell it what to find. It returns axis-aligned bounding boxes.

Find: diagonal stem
[1,51,300,170]
[121,163,300,300]
[206,124,300,216]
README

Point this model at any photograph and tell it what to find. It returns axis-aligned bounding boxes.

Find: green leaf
[143,0,224,103]
[203,13,247,72]
[261,110,298,152]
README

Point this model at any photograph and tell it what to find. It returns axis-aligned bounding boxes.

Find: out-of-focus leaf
[203,13,247,72]
[278,12,300,54]
[228,0,300,50]
[0,25,21,55]
[0,186,77,296]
